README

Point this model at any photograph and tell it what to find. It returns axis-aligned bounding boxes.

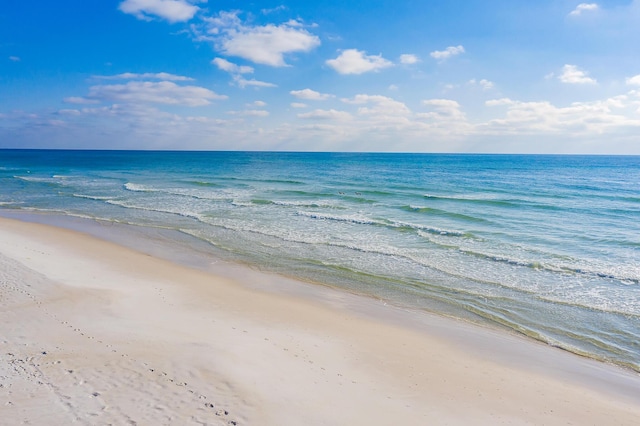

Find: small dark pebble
[205,403,214,408]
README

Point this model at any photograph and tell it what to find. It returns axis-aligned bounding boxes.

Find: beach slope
[1,217,639,425]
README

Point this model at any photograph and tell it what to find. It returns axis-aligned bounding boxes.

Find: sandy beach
[1,216,639,425]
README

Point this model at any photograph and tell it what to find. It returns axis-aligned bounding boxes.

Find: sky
[1,0,640,153]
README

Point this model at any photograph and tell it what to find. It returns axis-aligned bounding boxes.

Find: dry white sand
[1,216,639,425]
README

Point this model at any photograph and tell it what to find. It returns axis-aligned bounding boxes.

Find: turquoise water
[1,150,639,370]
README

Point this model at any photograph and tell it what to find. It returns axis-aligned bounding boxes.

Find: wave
[13,175,62,185]
[459,248,640,285]
[183,177,305,188]
[187,217,640,318]
[105,199,207,223]
[424,193,518,206]
[248,198,343,209]
[275,189,337,198]
[203,176,305,186]
[400,205,489,223]
[123,182,157,192]
[72,193,113,201]
[295,210,469,237]
[181,180,221,188]
[620,196,640,203]
[296,211,379,226]
[124,182,242,202]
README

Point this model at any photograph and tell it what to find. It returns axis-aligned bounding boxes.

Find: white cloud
[220,21,320,66]
[291,102,308,108]
[399,54,419,65]
[86,81,227,106]
[626,75,640,86]
[261,5,287,15]
[342,94,410,116]
[468,78,494,90]
[558,64,597,84]
[94,72,194,81]
[290,88,334,100]
[212,58,272,88]
[212,58,254,74]
[485,98,515,107]
[201,10,242,32]
[430,45,465,61]
[326,49,393,75]
[251,100,267,107]
[298,109,353,121]
[418,99,467,121]
[569,3,599,16]
[118,0,200,23]
[9,56,20,62]
[422,99,462,108]
[233,76,277,88]
[63,97,100,105]
[483,95,639,135]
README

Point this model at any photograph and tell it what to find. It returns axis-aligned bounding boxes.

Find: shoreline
[1,215,640,425]
[4,209,639,373]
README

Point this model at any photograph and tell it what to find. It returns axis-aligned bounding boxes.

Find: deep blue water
[1,150,639,370]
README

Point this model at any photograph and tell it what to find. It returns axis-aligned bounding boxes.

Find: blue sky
[1,0,640,153]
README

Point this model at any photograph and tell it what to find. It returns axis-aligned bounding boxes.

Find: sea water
[1,150,639,370]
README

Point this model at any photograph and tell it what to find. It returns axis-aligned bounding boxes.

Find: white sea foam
[124,182,155,192]
[72,193,113,201]
[296,210,378,226]
[14,175,56,183]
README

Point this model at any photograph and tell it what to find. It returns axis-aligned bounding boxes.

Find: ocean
[1,150,639,371]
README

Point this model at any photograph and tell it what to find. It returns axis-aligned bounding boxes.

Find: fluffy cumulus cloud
[483,95,640,135]
[626,75,640,86]
[84,80,227,106]
[212,57,275,88]
[326,49,393,75]
[233,76,277,89]
[569,3,599,16]
[399,54,419,65]
[290,89,334,100]
[558,64,597,84]
[342,94,410,117]
[118,0,200,23]
[216,20,320,66]
[211,58,254,74]
[418,99,467,122]
[430,45,465,61]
